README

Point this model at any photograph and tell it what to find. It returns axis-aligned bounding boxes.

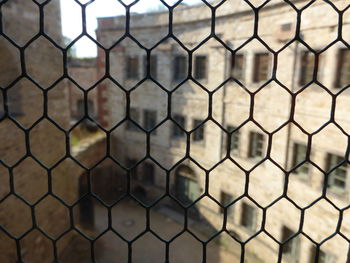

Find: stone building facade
[67,58,99,122]
[96,0,350,262]
[0,1,106,262]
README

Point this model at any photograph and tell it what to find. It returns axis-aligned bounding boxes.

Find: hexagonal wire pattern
[1,0,350,262]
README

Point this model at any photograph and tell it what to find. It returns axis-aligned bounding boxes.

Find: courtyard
[61,199,263,263]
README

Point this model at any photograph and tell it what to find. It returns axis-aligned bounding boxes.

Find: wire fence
[1,0,350,262]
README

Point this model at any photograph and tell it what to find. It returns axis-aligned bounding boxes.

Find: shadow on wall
[59,160,225,263]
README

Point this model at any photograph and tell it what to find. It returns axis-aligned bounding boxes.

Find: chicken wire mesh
[0,0,350,262]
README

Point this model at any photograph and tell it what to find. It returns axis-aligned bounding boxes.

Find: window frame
[335,48,350,89]
[126,56,139,80]
[172,114,186,139]
[252,53,270,83]
[126,107,140,131]
[173,55,187,81]
[248,131,265,158]
[6,87,23,117]
[143,162,155,185]
[326,153,347,193]
[194,55,208,80]
[143,55,157,79]
[281,226,299,258]
[240,202,257,231]
[192,119,205,142]
[299,50,316,86]
[319,250,336,263]
[291,143,309,178]
[220,191,235,221]
[143,109,157,135]
[231,53,245,82]
[227,125,240,156]
[126,158,138,180]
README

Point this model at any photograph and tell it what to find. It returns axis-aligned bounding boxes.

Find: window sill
[290,172,310,184]
[247,156,264,161]
[171,136,186,140]
[195,78,208,84]
[229,151,240,158]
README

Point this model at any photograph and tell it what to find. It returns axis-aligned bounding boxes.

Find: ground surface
[61,200,262,263]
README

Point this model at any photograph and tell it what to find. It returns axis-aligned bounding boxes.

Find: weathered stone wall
[97,0,350,262]
[0,1,73,262]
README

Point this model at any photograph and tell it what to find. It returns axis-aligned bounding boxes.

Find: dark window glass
[336,49,350,88]
[194,55,207,80]
[76,99,94,119]
[231,54,244,81]
[299,51,315,86]
[282,226,299,257]
[240,202,256,230]
[144,55,157,78]
[126,158,138,179]
[0,93,3,118]
[253,53,270,83]
[126,56,139,79]
[281,23,292,32]
[6,85,23,117]
[143,110,157,134]
[227,125,240,156]
[220,191,234,219]
[249,132,264,158]
[143,162,155,184]
[173,55,187,80]
[126,107,140,131]
[327,153,347,191]
[193,119,204,142]
[172,115,185,138]
[292,143,309,176]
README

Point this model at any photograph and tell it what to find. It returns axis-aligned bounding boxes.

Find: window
[193,119,204,142]
[319,251,335,263]
[126,107,140,131]
[7,88,22,117]
[172,115,185,138]
[126,56,139,79]
[194,55,207,80]
[336,49,350,88]
[299,51,315,86]
[231,54,245,81]
[248,132,264,158]
[126,158,138,179]
[220,191,234,219]
[281,23,292,32]
[227,125,240,156]
[326,153,347,191]
[77,99,84,119]
[143,110,157,134]
[173,55,187,80]
[253,53,270,83]
[144,55,157,78]
[143,162,155,184]
[0,94,3,118]
[76,99,95,119]
[292,143,309,177]
[240,202,256,230]
[282,226,299,257]
[310,247,336,263]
